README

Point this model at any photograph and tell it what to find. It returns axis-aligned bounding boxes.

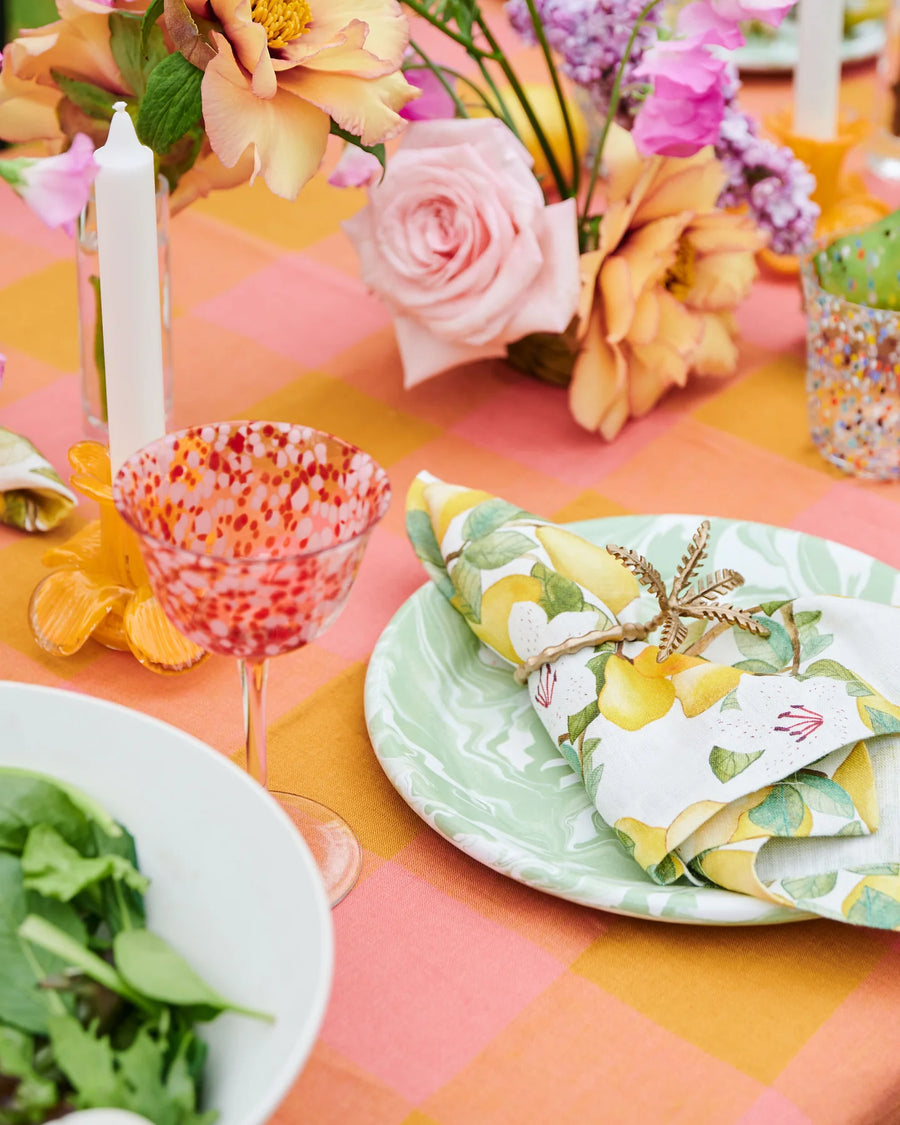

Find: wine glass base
[269,791,362,907]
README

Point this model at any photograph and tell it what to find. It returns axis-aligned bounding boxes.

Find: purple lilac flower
[504,0,662,123]
[716,99,819,257]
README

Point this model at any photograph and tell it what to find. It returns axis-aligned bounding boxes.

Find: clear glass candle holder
[801,250,900,480]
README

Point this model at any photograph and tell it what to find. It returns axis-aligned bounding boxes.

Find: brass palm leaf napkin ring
[407,472,900,930]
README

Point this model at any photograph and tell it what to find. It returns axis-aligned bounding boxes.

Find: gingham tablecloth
[2,44,900,1125]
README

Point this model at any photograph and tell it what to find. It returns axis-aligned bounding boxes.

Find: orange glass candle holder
[29,441,206,673]
[761,109,891,274]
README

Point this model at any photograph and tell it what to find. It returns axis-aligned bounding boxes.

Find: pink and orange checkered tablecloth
[3,52,900,1125]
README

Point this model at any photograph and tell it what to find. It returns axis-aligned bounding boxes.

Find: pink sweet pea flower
[709,0,795,25]
[0,133,97,234]
[401,68,455,122]
[632,40,728,157]
[328,144,382,188]
[343,118,580,387]
[677,0,795,48]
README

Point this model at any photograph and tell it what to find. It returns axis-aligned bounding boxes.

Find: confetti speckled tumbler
[802,248,900,480]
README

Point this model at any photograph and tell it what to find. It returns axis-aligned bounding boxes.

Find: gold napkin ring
[512,522,769,685]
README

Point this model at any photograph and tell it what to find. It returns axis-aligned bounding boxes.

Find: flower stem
[408,38,471,117]
[473,56,518,131]
[579,0,662,229]
[523,0,579,195]
[475,13,570,197]
[402,0,499,56]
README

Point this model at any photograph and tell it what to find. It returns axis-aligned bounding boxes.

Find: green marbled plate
[365,515,900,925]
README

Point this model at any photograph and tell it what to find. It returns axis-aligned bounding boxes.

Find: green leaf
[46,1013,120,1107]
[719,689,741,712]
[531,560,587,620]
[21,824,148,903]
[141,0,165,51]
[758,599,789,616]
[50,71,119,121]
[802,658,863,683]
[0,773,94,857]
[747,783,805,836]
[648,852,680,885]
[136,52,203,155]
[789,772,854,819]
[462,498,528,541]
[800,633,834,661]
[733,659,779,674]
[0,854,53,1035]
[846,886,900,929]
[463,530,534,569]
[838,820,866,836]
[863,705,900,735]
[405,508,445,571]
[734,616,792,669]
[708,745,763,783]
[0,1025,59,1119]
[110,11,168,100]
[585,650,612,694]
[451,558,482,623]
[113,929,273,1021]
[849,863,900,875]
[780,872,838,899]
[0,768,121,845]
[558,741,582,779]
[18,915,150,1012]
[329,121,386,174]
[846,680,872,697]
[614,827,635,858]
[794,610,822,628]
[567,701,599,744]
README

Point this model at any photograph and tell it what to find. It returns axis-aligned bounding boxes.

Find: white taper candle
[94,103,166,475]
[793,0,844,139]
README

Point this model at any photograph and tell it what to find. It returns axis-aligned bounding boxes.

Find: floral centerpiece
[0,0,418,208]
[339,0,819,438]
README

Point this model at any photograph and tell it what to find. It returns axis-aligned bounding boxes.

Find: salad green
[0,769,270,1125]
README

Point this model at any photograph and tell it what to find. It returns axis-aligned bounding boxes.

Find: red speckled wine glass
[113,421,391,906]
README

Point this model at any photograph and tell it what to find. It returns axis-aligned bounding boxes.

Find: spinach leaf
[0,769,121,845]
[113,931,273,1023]
[47,1016,217,1125]
[22,824,148,903]
[0,775,91,855]
[18,916,153,1015]
[0,1024,60,1124]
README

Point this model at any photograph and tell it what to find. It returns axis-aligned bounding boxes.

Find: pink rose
[632,41,727,157]
[343,118,580,387]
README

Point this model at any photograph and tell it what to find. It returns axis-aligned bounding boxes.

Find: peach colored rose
[569,123,764,440]
[343,118,581,387]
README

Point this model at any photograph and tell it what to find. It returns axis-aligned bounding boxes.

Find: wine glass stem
[240,657,269,788]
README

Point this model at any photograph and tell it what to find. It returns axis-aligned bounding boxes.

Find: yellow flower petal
[202,31,331,199]
[690,312,739,376]
[280,66,412,147]
[685,249,759,310]
[569,306,628,436]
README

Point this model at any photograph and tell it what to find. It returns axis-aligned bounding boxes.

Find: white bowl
[0,681,333,1125]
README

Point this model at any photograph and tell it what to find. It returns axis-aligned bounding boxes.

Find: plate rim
[365,513,900,926]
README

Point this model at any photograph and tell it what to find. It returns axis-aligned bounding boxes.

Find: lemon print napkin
[0,428,75,532]
[407,472,900,930]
